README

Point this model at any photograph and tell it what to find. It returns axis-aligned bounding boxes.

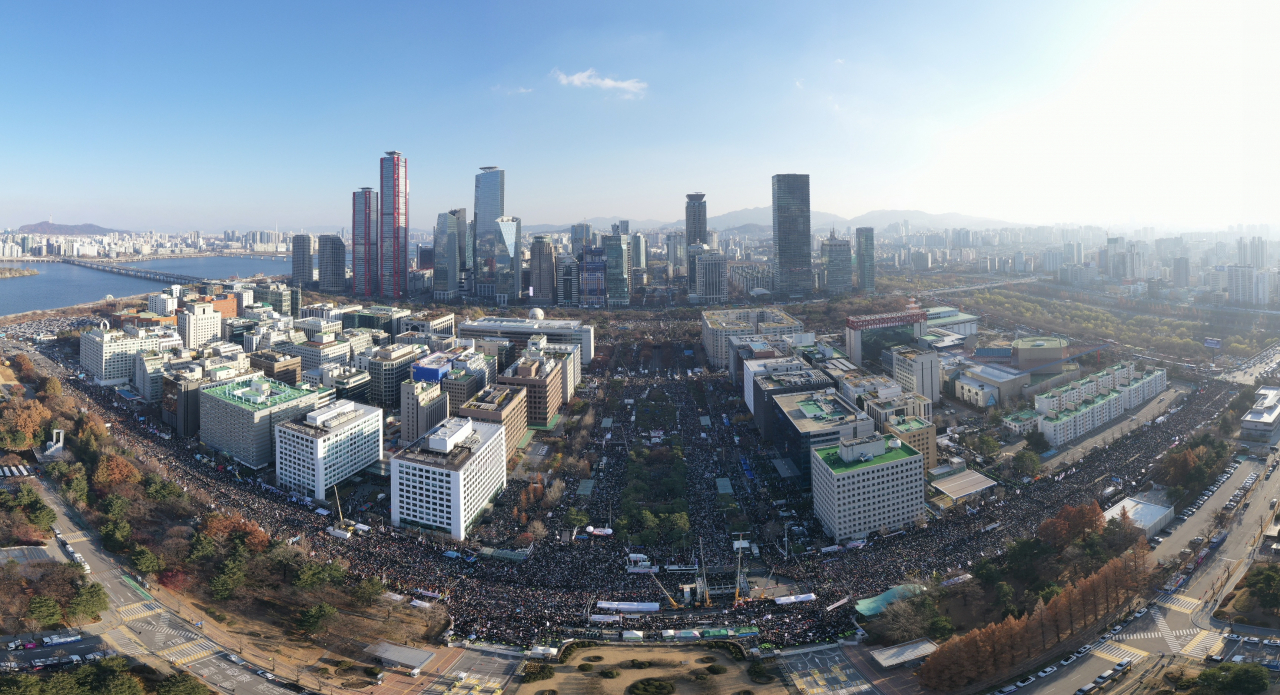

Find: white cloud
[551,68,647,98]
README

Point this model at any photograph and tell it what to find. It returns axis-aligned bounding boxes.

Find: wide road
[0,338,294,695]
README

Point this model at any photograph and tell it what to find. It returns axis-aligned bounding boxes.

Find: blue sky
[1,1,1274,233]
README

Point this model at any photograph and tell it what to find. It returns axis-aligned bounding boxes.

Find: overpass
[60,258,207,285]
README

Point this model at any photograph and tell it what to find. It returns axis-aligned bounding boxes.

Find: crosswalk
[1115,628,1199,642]
[149,613,199,642]
[1092,641,1149,660]
[1181,631,1226,659]
[1156,595,1202,614]
[1151,607,1187,652]
[117,601,164,621]
[102,628,147,656]
[60,531,88,543]
[156,638,219,665]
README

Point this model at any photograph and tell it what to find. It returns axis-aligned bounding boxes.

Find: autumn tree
[93,454,142,489]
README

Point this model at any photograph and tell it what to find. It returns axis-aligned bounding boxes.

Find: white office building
[177,303,222,349]
[391,418,506,541]
[890,346,941,403]
[80,325,183,386]
[812,434,926,542]
[274,400,383,501]
[458,316,595,362]
[147,293,178,316]
[701,308,804,369]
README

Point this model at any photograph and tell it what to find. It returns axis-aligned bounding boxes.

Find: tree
[68,582,111,621]
[1024,430,1050,454]
[26,595,62,627]
[132,547,165,575]
[103,494,131,521]
[156,672,212,695]
[210,558,245,601]
[565,507,589,528]
[93,454,141,489]
[40,376,62,398]
[1245,564,1280,611]
[976,435,1000,457]
[1012,449,1041,476]
[296,602,337,634]
[1198,663,1269,695]
[186,532,217,562]
[350,577,386,606]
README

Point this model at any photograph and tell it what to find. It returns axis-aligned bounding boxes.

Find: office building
[604,234,631,307]
[494,216,522,303]
[570,223,592,256]
[353,187,379,298]
[147,293,178,316]
[1241,386,1280,442]
[882,415,936,469]
[177,303,222,350]
[80,326,183,386]
[199,375,327,469]
[341,305,411,335]
[771,389,875,477]
[890,346,941,402]
[694,252,728,304]
[685,193,707,247]
[1172,257,1191,288]
[556,255,580,306]
[526,334,581,403]
[820,229,854,294]
[249,350,302,386]
[497,354,563,428]
[666,232,687,278]
[275,400,383,501]
[291,235,315,287]
[856,227,875,294]
[812,434,925,542]
[458,316,595,362]
[529,235,557,305]
[317,235,346,294]
[629,233,647,274]
[434,209,465,301]
[701,308,804,369]
[380,151,409,299]
[580,247,607,307]
[401,380,450,446]
[458,385,527,463]
[772,174,812,299]
[295,317,341,342]
[473,167,504,275]
[363,344,427,408]
[300,363,371,403]
[391,418,506,540]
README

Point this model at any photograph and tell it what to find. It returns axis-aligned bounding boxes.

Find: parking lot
[187,652,296,695]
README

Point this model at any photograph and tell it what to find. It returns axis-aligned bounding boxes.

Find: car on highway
[1037,666,1058,678]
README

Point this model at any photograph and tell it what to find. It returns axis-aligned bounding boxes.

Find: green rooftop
[202,378,314,411]
[1042,391,1118,423]
[815,441,919,474]
[888,416,931,432]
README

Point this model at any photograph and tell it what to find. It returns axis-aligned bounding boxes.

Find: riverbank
[0,292,148,328]
[0,268,37,279]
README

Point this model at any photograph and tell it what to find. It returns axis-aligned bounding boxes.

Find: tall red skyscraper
[352,187,379,298]
[380,151,408,299]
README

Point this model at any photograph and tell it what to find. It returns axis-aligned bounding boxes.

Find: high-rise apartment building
[317,235,346,294]
[291,235,315,287]
[603,235,631,308]
[856,227,875,294]
[434,209,466,301]
[352,187,379,298]
[820,229,854,294]
[379,151,408,299]
[556,255,580,306]
[528,235,556,305]
[772,174,812,299]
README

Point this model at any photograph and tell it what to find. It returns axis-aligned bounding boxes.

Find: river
[0,256,290,317]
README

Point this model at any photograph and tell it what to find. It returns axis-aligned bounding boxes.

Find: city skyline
[1,2,1277,233]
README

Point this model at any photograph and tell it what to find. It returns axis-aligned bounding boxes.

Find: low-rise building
[275,400,383,501]
[391,418,507,540]
[883,415,936,469]
[1242,386,1280,441]
[1002,409,1039,436]
[812,434,925,542]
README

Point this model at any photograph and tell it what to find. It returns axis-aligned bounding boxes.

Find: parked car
[1037,666,1058,678]
[1060,655,1078,666]
[1016,677,1036,687]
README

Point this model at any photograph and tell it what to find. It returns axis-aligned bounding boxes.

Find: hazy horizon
[2,1,1277,234]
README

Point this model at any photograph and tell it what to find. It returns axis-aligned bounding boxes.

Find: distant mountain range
[17,222,133,236]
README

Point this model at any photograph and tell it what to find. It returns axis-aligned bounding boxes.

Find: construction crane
[699,537,713,608]
[650,573,680,610]
[733,542,745,606]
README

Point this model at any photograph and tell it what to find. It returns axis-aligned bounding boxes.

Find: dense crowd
[31,338,1236,648]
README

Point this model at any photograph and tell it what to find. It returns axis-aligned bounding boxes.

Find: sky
[1,1,1276,233]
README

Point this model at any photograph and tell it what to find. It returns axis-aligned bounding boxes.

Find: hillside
[17,222,133,236]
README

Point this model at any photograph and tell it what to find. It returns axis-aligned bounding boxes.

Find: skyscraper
[570,223,592,256]
[291,235,315,287]
[603,235,631,308]
[581,247,607,308]
[856,227,875,294]
[529,235,556,305]
[629,234,647,273]
[474,167,505,293]
[1172,257,1191,288]
[434,209,466,301]
[317,235,346,294]
[666,232,687,278]
[495,216,522,303]
[380,151,408,299]
[695,252,727,304]
[685,193,707,246]
[556,254,580,306]
[820,229,854,294]
[772,174,812,299]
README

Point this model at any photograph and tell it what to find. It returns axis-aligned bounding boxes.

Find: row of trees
[919,545,1150,691]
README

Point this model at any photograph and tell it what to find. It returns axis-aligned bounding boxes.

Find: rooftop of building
[925,308,979,326]
[277,400,380,438]
[701,308,802,331]
[460,385,525,412]
[1042,391,1119,422]
[814,439,918,474]
[774,390,868,432]
[1011,336,1069,349]
[201,377,315,411]
[886,415,932,433]
[394,419,497,472]
[1003,409,1039,424]
[250,350,298,364]
[931,469,998,500]
[755,368,833,391]
[461,316,585,330]
[1243,386,1280,425]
